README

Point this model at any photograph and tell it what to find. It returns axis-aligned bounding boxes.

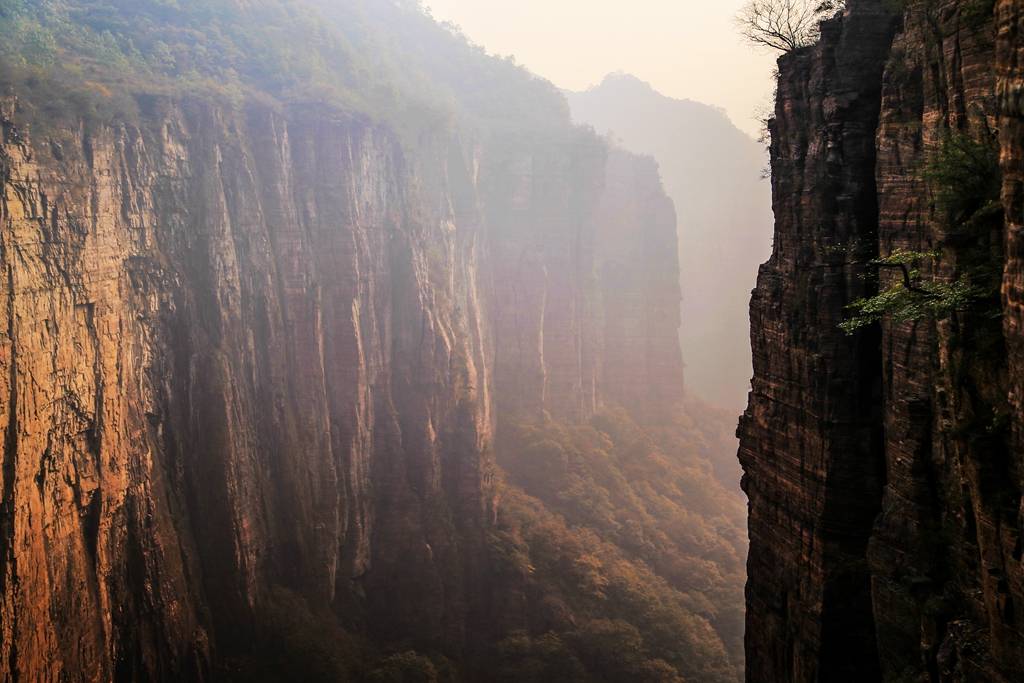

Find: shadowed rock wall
[742,1,1024,680]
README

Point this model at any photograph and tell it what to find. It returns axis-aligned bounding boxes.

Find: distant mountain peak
[574,73,741,133]
[596,72,655,91]
[567,76,772,411]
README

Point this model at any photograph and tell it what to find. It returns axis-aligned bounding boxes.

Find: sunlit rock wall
[0,89,686,680]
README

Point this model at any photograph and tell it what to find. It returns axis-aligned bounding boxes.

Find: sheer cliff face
[484,137,684,424]
[742,1,1024,681]
[1002,0,1024,566]
[568,75,773,413]
[0,100,496,680]
[739,7,896,681]
[0,92,684,679]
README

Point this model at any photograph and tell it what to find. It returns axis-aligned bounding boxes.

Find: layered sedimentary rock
[739,6,896,680]
[567,74,773,412]
[0,99,496,680]
[0,84,685,679]
[742,0,1024,680]
[593,150,685,422]
[484,138,684,424]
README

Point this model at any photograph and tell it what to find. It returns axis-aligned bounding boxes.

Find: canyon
[740,0,1024,680]
[0,1,745,680]
[6,0,1024,681]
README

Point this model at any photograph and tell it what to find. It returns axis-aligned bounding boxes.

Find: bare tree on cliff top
[737,0,845,52]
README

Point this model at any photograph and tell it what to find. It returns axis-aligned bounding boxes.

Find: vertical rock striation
[742,0,1024,680]
[482,138,684,425]
[0,83,687,678]
[0,99,499,679]
[593,150,685,423]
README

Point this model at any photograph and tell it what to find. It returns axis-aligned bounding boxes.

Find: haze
[423,0,778,137]
[0,0,773,679]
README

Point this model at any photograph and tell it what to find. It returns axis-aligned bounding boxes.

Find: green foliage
[367,652,445,683]
[840,250,985,334]
[923,130,1001,230]
[841,130,1003,334]
[217,587,460,683]
[492,632,588,683]
[218,587,368,683]
[961,0,997,28]
[0,0,571,137]
[841,277,984,333]
[487,407,746,682]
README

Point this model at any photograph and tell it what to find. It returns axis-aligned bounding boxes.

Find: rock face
[568,74,773,412]
[741,0,1024,680]
[0,94,685,680]
[483,136,684,425]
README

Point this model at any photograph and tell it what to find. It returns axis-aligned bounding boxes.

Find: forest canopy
[0,0,571,134]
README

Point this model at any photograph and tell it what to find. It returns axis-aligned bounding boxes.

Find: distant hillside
[0,0,571,135]
[568,74,772,411]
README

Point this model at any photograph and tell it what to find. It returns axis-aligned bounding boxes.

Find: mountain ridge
[567,72,772,412]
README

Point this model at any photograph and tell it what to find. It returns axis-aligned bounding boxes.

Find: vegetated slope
[0,1,745,681]
[568,75,772,412]
[0,0,571,134]
[490,406,746,683]
[741,0,1024,681]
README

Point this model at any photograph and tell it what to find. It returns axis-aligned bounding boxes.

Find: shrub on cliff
[737,0,845,52]
[839,249,986,334]
[840,129,1003,334]
[924,129,1002,231]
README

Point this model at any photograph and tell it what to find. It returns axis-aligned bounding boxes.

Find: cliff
[0,97,499,680]
[568,74,773,413]
[0,1,734,676]
[483,136,685,424]
[741,0,1024,680]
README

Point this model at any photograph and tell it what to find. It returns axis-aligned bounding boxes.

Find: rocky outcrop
[568,74,772,413]
[739,5,897,680]
[592,150,685,422]
[483,137,684,424]
[0,83,686,678]
[742,0,1024,681]
[0,99,496,680]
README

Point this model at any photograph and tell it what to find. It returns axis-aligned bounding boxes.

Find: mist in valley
[0,1,791,681]
[568,74,772,412]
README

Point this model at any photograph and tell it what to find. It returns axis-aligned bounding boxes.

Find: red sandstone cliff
[0,85,688,678]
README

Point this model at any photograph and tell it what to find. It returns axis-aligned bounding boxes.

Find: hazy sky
[422,0,778,138]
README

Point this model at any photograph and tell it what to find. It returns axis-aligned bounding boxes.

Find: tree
[737,0,845,52]
[838,129,1002,334]
[838,250,985,334]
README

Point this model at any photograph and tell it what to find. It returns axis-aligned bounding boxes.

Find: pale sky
[422,0,779,138]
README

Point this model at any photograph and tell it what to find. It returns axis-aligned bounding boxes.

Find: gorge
[567,74,773,413]
[4,0,1024,681]
[0,0,746,681]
